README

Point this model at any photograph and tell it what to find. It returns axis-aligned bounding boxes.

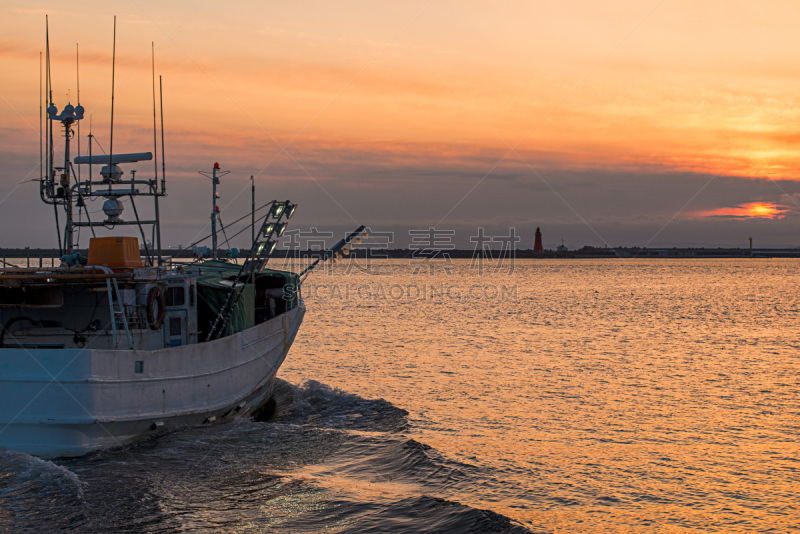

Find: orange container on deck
[87,237,143,270]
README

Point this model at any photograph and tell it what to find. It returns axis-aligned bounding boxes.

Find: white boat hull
[0,305,304,457]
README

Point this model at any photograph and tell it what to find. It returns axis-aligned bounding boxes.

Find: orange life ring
[146,286,166,330]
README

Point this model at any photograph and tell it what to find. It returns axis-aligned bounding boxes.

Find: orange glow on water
[278,259,800,532]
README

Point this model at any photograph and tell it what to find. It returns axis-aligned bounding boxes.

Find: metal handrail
[86,265,134,349]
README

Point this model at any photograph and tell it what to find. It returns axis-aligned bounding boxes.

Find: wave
[0,381,534,533]
[0,448,86,532]
[270,379,410,433]
[334,495,533,534]
[257,380,534,533]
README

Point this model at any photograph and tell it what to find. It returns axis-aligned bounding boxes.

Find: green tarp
[197,277,255,336]
[194,259,299,337]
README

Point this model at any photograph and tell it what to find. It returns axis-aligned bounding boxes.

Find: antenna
[45,15,62,255]
[151,42,163,266]
[39,51,42,188]
[76,42,80,182]
[159,75,166,194]
[156,75,166,264]
[46,15,52,185]
[109,15,116,168]
[88,116,92,194]
[151,42,158,189]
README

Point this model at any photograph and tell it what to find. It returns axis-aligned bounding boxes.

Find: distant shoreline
[2,247,800,260]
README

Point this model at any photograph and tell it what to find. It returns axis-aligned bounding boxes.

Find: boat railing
[0,255,60,269]
[0,254,192,270]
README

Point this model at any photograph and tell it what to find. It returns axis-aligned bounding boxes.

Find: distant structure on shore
[533,227,543,254]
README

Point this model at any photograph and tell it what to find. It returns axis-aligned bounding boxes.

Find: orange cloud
[7,4,800,183]
[690,202,791,220]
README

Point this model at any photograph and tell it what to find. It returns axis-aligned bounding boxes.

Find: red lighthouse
[533,227,543,254]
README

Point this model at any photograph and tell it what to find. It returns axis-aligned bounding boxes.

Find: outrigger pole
[299,226,368,280]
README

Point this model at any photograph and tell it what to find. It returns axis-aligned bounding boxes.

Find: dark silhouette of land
[3,246,800,263]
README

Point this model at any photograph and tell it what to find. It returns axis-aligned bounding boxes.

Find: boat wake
[0,380,533,533]
[0,448,86,531]
[270,378,410,432]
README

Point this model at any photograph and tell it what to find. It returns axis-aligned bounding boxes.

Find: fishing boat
[0,26,364,457]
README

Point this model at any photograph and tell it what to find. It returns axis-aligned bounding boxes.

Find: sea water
[0,259,798,533]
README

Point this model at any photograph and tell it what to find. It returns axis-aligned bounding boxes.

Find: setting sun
[690,201,790,220]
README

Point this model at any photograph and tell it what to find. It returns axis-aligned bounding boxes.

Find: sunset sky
[2,1,800,249]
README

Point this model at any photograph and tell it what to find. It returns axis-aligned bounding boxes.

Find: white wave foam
[0,447,85,499]
[272,379,408,432]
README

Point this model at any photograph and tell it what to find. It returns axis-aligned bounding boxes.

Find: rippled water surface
[2,259,799,532]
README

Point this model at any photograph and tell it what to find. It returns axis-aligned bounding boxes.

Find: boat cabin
[0,237,299,351]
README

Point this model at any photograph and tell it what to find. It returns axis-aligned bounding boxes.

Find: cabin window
[169,317,182,336]
[189,284,195,307]
[165,286,185,307]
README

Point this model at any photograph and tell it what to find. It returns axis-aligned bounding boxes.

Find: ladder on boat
[90,265,134,349]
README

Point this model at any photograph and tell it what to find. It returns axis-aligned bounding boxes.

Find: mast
[199,163,229,258]
[43,17,160,257]
[212,164,218,256]
[63,107,73,253]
